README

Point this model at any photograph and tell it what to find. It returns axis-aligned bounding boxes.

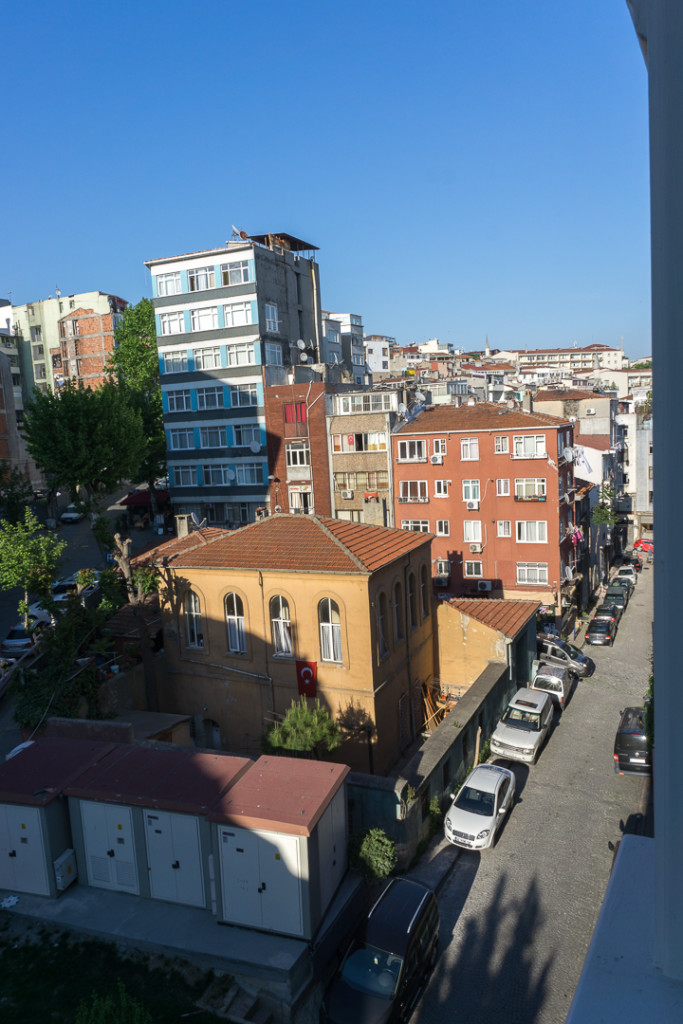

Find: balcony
[514,494,546,502]
[398,496,429,503]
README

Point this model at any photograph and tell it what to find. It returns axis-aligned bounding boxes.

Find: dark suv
[613,707,652,775]
[321,878,439,1024]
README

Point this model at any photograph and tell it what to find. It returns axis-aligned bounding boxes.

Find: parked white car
[60,504,85,523]
[490,688,554,764]
[444,763,516,851]
[615,565,638,587]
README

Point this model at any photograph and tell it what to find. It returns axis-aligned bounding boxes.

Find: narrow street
[415,568,653,1024]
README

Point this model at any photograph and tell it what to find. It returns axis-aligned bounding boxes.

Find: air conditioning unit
[469,543,483,553]
[430,454,443,465]
[466,500,480,510]
[586,407,596,416]
[477,580,493,592]
[434,576,449,588]
[341,490,354,500]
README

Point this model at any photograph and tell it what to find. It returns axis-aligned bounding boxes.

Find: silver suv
[490,688,554,764]
[537,635,595,678]
[529,662,574,709]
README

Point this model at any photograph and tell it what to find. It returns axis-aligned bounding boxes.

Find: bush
[75,981,153,1024]
[350,828,397,880]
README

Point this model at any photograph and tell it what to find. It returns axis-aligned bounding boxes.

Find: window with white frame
[433,438,447,455]
[197,386,223,410]
[339,393,392,414]
[195,347,222,371]
[270,596,293,656]
[516,562,549,584]
[169,428,193,450]
[223,301,252,327]
[494,435,510,454]
[160,312,184,336]
[221,261,250,286]
[265,343,283,365]
[401,520,430,532]
[516,520,548,543]
[513,434,546,458]
[436,520,450,536]
[191,307,218,333]
[497,520,511,537]
[157,272,181,296]
[286,441,310,467]
[496,478,510,496]
[463,520,482,542]
[265,303,279,332]
[231,384,258,406]
[332,432,387,453]
[515,478,547,498]
[436,558,450,576]
[184,591,203,648]
[203,464,232,485]
[460,437,479,460]
[163,351,188,374]
[167,389,191,412]
[434,480,449,497]
[319,598,342,662]
[464,561,483,577]
[399,480,428,502]
[234,424,260,447]
[188,266,215,292]
[227,342,255,366]
[225,593,246,653]
[397,439,426,461]
[462,479,480,501]
[200,426,223,448]
[174,465,197,486]
[235,462,261,485]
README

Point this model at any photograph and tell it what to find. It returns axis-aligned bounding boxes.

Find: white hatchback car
[443,763,516,851]
[60,503,84,523]
[490,688,554,764]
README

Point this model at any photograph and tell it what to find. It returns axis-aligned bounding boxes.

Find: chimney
[175,514,190,538]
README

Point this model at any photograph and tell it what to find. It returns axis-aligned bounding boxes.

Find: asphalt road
[414,568,653,1024]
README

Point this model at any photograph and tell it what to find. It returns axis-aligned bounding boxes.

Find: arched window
[393,582,404,643]
[407,573,417,630]
[421,565,430,619]
[185,590,203,648]
[270,595,293,656]
[377,592,389,659]
[225,593,246,653]
[319,598,342,662]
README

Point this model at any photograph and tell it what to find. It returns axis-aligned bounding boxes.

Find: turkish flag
[296,660,317,697]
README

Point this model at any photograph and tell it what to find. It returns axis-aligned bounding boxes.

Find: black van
[613,706,652,775]
[321,878,439,1024]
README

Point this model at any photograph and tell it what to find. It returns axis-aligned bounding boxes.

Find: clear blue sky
[3,1,650,358]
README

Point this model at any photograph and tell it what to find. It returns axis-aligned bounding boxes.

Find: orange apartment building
[392,402,578,614]
[56,298,127,389]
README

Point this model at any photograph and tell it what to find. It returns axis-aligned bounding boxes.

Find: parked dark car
[585,618,615,646]
[321,878,439,1024]
[0,618,45,657]
[604,586,629,612]
[537,635,595,678]
[593,602,622,626]
[614,707,651,775]
[620,553,642,572]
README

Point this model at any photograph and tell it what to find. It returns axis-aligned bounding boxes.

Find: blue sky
[3,1,650,358]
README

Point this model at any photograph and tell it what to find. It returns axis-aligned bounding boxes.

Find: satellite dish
[239,230,249,240]
[296,339,306,350]
[190,512,200,527]
[249,440,261,453]
[299,352,309,363]
[564,565,574,580]
[274,505,282,513]
[563,447,575,462]
[226,469,236,481]
[414,391,426,402]
[398,403,408,416]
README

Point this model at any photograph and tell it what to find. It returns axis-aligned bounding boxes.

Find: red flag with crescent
[296,660,317,697]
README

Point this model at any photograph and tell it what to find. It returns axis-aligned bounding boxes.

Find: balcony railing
[398,496,429,503]
[514,494,546,501]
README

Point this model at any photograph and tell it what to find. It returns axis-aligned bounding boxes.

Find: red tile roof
[534,389,606,402]
[446,598,540,638]
[134,515,431,575]
[573,432,612,451]
[394,401,567,433]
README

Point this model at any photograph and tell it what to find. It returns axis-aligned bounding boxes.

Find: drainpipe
[258,570,275,712]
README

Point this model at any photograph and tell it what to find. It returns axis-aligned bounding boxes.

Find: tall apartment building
[496,343,627,374]
[12,291,127,397]
[392,402,577,616]
[324,311,367,385]
[364,335,394,375]
[146,233,322,525]
[56,304,125,389]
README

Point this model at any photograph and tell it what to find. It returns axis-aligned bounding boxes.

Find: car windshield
[454,784,495,816]
[340,942,402,999]
[554,638,584,660]
[502,707,541,731]
[53,583,77,597]
[6,626,30,641]
[589,621,611,633]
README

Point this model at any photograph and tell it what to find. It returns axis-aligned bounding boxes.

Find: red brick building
[56,297,127,389]
[392,402,578,612]
[263,380,334,516]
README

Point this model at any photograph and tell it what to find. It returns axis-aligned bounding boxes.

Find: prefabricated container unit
[65,743,251,910]
[0,737,116,898]
[208,755,349,941]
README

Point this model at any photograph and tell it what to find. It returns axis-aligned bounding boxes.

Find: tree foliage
[262,696,341,756]
[0,509,66,623]
[23,381,146,504]
[350,828,397,880]
[0,461,33,524]
[591,483,617,528]
[75,981,154,1024]
[107,298,166,499]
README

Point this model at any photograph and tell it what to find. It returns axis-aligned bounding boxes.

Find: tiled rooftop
[394,401,567,433]
[446,598,540,638]
[134,515,431,575]
[574,432,613,451]
[534,389,607,402]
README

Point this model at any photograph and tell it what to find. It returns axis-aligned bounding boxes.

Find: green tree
[591,483,617,528]
[0,461,33,524]
[23,381,146,506]
[107,298,166,511]
[262,696,341,756]
[0,509,66,624]
[350,828,397,881]
[75,981,153,1024]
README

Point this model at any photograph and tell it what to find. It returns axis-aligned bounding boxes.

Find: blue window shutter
[151,277,158,299]
[196,465,204,487]
[248,259,255,283]
[187,350,195,372]
[223,385,231,408]
[180,270,189,293]
[217,305,225,329]
[155,314,161,335]
[158,353,165,374]
[183,310,191,334]
[221,345,228,367]
[190,389,198,412]
[193,428,201,449]
[161,391,168,414]
[250,300,257,324]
